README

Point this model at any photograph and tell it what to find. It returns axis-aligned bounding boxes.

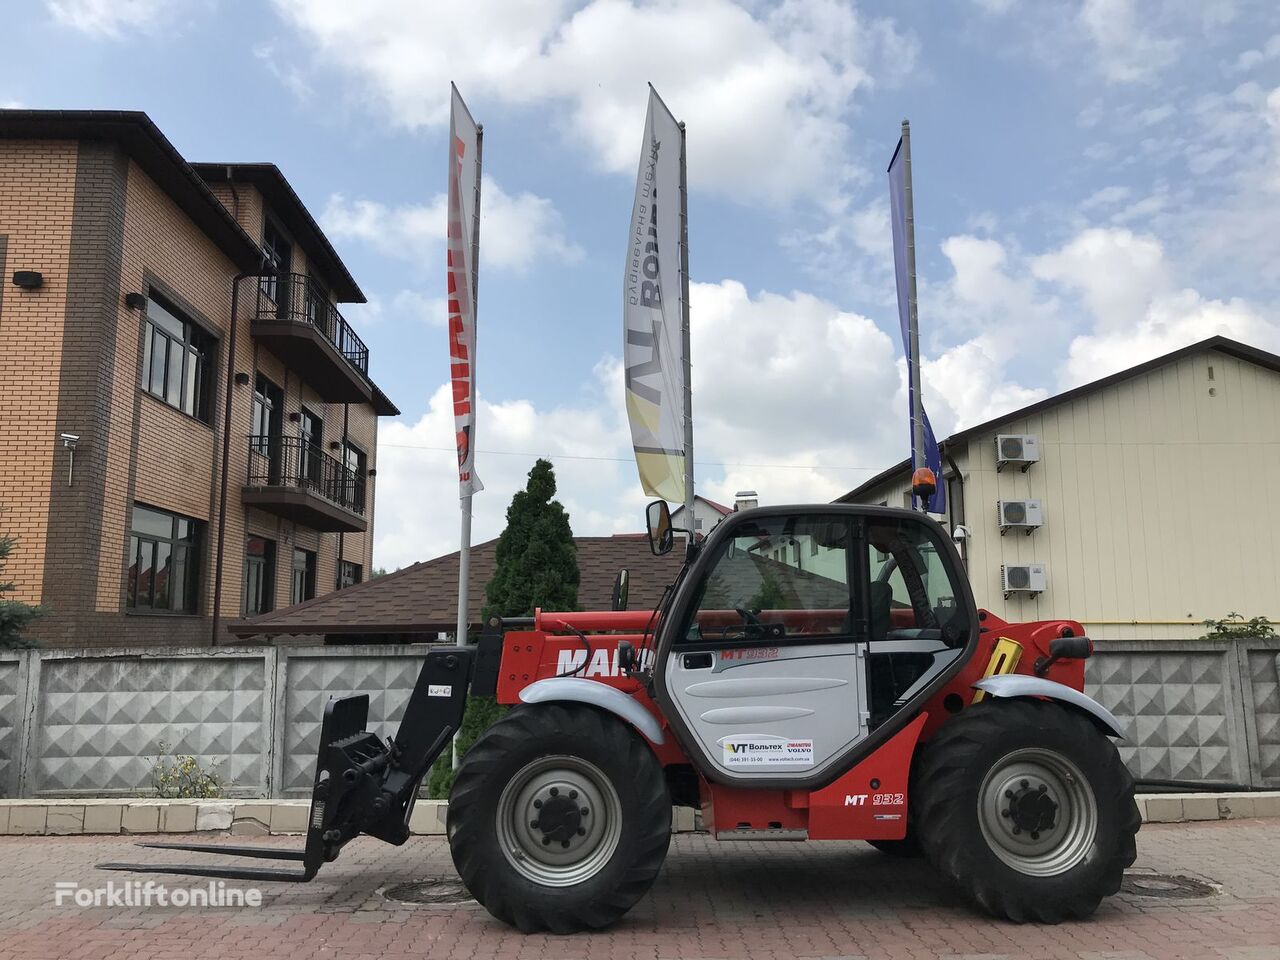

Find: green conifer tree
[428,459,580,796]
[0,529,43,649]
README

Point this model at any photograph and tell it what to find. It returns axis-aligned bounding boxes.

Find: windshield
[682,515,853,643]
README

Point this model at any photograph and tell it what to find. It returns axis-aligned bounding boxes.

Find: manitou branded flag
[624,88,685,501]
[447,85,482,497]
[888,135,945,514]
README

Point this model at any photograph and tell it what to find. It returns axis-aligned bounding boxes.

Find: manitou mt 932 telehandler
[102,498,1139,933]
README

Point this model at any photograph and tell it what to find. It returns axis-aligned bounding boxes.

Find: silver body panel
[665,642,870,782]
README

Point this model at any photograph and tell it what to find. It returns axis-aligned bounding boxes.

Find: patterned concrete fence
[1,638,1278,799]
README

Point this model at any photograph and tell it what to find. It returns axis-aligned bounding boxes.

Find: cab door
[657,513,872,785]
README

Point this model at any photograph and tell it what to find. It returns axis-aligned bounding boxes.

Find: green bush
[1199,612,1275,641]
[151,740,232,798]
[0,526,43,649]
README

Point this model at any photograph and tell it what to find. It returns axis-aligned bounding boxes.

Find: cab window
[867,518,967,645]
[682,515,854,644]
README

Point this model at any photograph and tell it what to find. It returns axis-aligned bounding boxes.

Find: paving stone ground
[1,819,1278,960]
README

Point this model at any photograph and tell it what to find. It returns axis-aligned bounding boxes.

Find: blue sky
[5,0,1279,568]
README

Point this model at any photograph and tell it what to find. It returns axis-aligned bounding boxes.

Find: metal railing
[247,435,366,516]
[255,273,370,378]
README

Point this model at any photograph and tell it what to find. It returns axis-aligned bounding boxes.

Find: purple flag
[888,135,945,513]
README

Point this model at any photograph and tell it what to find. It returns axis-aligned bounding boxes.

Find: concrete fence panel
[1,637,1278,799]
[22,647,271,798]
[1239,638,1280,788]
[1086,641,1252,786]
[0,652,27,798]
[279,646,428,796]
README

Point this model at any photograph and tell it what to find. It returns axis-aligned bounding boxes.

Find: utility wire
[377,442,882,473]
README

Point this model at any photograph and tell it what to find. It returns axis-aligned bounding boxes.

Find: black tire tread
[448,703,671,933]
[913,698,1139,923]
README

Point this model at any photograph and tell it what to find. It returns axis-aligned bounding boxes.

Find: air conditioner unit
[997,499,1043,535]
[1002,563,1047,598]
[995,434,1040,472]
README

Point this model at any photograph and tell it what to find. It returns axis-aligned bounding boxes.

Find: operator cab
[646,502,975,786]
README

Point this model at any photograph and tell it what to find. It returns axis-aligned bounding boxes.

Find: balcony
[251,273,372,404]
[242,435,367,533]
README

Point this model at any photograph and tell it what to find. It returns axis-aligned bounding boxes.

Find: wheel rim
[495,755,623,887]
[977,746,1097,877]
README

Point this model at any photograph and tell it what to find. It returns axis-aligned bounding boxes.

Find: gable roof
[839,336,1280,502]
[0,109,263,271]
[191,163,364,304]
[230,534,686,638]
[673,494,733,516]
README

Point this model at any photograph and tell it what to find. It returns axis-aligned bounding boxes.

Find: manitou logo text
[555,648,651,678]
[844,794,868,806]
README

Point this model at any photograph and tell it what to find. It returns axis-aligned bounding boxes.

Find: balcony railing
[247,435,366,518]
[255,273,369,378]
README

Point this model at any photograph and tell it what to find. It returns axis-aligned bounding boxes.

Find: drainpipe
[225,166,241,224]
[337,403,349,588]
[211,272,254,645]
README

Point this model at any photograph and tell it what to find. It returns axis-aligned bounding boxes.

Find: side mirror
[611,568,630,611]
[646,500,674,556]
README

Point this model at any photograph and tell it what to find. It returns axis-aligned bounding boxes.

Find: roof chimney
[734,490,758,512]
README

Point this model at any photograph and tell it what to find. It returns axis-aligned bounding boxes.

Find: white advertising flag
[447,84,482,497]
[623,88,686,502]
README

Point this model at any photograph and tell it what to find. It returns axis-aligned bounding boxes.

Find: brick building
[0,110,398,647]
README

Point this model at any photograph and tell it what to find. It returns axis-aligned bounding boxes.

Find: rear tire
[914,698,1139,923]
[448,703,671,933]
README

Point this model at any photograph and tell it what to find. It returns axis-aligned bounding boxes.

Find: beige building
[841,336,1279,642]
[0,110,397,647]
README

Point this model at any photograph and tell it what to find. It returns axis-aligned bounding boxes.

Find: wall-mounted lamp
[328,441,341,451]
[234,372,251,387]
[60,432,80,487]
[124,292,147,311]
[288,412,300,422]
[12,271,43,290]
[367,469,377,478]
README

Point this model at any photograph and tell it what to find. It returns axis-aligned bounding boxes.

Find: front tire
[913,698,1139,923]
[448,703,671,933]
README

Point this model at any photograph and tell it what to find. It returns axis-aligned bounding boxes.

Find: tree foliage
[0,529,42,649]
[482,458,580,619]
[428,459,580,798]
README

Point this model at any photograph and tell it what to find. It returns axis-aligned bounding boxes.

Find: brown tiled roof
[231,535,686,638]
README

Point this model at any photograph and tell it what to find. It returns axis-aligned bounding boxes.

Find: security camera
[951,524,970,543]
[60,433,80,446]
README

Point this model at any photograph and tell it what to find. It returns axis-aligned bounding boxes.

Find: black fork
[95,642,485,884]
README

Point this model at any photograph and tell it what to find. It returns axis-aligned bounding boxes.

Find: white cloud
[322,176,583,275]
[374,278,944,566]
[924,337,1048,430]
[1079,0,1180,83]
[1013,226,1280,386]
[375,368,637,570]
[1231,33,1280,73]
[1063,289,1278,385]
[270,0,914,204]
[254,42,312,100]
[1032,228,1171,331]
[47,0,186,36]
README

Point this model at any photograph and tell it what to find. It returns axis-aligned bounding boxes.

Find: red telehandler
[102,501,1139,933]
